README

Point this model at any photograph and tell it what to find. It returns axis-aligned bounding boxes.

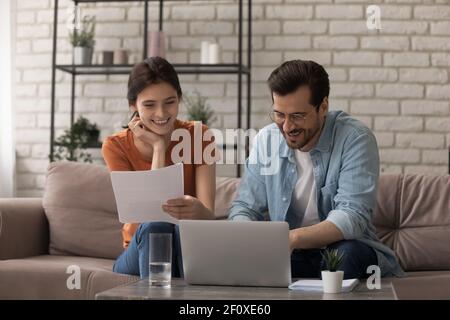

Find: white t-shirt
[290,150,320,227]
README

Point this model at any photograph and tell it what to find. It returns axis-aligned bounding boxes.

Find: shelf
[52,0,252,177]
[74,0,179,3]
[55,141,103,149]
[219,143,239,150]
[56,64,251,76]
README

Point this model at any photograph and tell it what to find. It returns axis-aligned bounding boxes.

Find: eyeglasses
[269,109,313,126]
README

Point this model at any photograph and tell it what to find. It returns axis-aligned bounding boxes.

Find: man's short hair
[267,60,330,109]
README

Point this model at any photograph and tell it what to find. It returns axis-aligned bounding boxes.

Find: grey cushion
[373,174,450,271]
[215,177,240,219]
[43,162,123,259]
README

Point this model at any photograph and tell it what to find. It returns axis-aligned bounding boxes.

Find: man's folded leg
[323,239,378,280]
[291,249,323,278]
[291,240,378,280]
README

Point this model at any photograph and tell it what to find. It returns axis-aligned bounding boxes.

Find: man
[228,60,405,279]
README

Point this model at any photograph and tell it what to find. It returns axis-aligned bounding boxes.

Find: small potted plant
[85,122,100,147]
[50,116,100,162]
[69,15,96,65]
[184,91,216,126]
[321,248,345,293]
[71,116,100,148]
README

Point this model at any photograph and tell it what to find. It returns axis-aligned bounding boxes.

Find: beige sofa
[0,161,449,299]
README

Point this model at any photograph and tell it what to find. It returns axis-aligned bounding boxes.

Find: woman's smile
[151,117,171,126]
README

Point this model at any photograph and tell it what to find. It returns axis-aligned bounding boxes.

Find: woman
[102,57,216,278]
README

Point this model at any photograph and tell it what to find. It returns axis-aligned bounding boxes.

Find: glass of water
[148,233,172,288]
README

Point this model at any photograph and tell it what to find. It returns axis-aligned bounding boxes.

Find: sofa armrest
[0,198,49,260]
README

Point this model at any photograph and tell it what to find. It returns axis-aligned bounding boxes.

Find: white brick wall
[12,0,450,196]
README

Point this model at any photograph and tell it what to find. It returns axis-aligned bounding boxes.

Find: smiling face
[130,81,179,136]
[272,85,328,151]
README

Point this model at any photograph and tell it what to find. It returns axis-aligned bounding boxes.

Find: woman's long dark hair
[124,57,182,127]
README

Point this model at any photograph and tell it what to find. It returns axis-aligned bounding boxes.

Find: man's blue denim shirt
[228,110,406,278]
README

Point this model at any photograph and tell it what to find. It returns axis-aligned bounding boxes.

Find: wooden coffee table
[95,278,395,300]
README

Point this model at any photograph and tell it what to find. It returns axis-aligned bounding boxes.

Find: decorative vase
[101,51,113,65]
[321,270,344,293]
[113,49,128,64]
[147,31,166,58]
[74,46,93,65]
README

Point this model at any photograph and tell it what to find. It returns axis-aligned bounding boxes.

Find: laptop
[179,220,291,287]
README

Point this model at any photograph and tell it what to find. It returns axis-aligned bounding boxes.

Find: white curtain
[0,0,15,197]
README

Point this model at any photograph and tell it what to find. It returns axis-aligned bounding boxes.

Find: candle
[201,41,210,64]
[208,43,220,64]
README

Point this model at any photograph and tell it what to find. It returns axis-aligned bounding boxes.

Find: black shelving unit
[49,0,252,177]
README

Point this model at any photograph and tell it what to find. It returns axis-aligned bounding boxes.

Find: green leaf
[49,115,98,163]
[69,15,96,48]
[183,91,216,126]
[321,248,345,272]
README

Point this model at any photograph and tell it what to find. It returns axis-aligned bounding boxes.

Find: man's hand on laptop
[162,195,213,220]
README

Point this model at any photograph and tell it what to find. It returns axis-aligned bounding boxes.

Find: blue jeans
[291,240,378,279]
[113,222,184,279]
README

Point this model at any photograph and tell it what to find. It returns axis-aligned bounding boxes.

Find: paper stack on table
[110,163,184,224]
[289,278,359,293]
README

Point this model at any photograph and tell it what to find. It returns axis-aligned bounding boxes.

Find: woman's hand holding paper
[162,195,214,220]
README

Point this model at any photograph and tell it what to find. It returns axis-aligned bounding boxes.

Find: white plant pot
[73,46,93,65]
[321,270,344,293]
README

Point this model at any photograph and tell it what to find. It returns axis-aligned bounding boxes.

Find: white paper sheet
[110,163,184,224]
[288,278,359,293]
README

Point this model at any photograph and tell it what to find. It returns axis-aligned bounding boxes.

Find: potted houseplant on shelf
[184,91,216,126]
[321,249,345,294]
[69,15,96,65]
[71,115,100,148]
[50,116,100,163]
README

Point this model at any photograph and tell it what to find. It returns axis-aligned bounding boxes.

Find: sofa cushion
[0,255,137,299]
[215,177,240,219]
[43,162,123,259]
[373,174,450,272]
